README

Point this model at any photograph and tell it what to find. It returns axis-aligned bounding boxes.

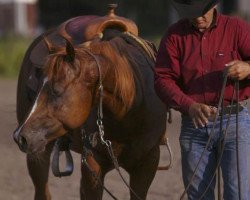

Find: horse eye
[50,83,64,97]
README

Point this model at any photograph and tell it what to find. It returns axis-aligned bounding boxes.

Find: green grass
[0,36,32,78]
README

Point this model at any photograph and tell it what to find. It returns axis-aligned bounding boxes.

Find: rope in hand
[180,75,243,200]
[179,74,229,200]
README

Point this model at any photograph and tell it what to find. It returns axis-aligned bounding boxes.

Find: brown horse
[13,16,167,200]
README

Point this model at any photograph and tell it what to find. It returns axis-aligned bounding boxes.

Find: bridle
[180,74,243,200]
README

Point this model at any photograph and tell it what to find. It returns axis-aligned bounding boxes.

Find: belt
[220,103,244,115]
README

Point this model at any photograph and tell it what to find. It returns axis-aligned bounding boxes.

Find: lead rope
[180,76,243,200]
[180,74,228,200]
[199,79,244,200]
[217,83,225,200]
[81,132,118,200]
[198,80,243,200]
[198,82,236,199]
[217,94,224,200]
[96,88,143,200]
[235,80,242,200]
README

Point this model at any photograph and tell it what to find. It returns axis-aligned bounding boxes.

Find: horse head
[13,33,135,154]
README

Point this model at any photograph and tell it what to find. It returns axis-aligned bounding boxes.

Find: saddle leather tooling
[59,4,138,43]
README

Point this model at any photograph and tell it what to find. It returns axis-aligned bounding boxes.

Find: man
[154,0,250,199]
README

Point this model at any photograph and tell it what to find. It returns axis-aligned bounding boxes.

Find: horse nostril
[13,128,21,143]
[18,136,28,152]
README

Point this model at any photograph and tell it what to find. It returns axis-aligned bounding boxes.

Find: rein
[235,81,242,200]
[80,47,143,200]
[198,81,243,200]
[180,75,243,200]
[81,134,119,200]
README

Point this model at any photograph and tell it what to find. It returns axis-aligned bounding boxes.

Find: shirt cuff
[179,97,196,114]
[247,62,250,79]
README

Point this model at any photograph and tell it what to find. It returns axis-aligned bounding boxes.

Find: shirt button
[203,36,206,39]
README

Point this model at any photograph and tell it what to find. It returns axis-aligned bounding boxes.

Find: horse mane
[89,36,136,117]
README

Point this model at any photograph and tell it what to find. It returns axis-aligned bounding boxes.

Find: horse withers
[13,13,167,200]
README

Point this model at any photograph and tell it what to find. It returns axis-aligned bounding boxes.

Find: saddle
[59,4,138,43]
[29,4,138,69]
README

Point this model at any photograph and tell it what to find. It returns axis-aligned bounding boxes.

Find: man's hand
[225,60,250,80]
[188,103,217,128]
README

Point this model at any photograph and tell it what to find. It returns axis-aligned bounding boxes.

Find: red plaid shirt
[154,11,250,114]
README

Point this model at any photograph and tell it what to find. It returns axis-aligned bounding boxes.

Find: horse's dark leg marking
[128,145,160,200]
[27,143,54,200]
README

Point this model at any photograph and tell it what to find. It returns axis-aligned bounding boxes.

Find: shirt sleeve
[237,19,250,80]
[154,32,195,114]
[237,19,250,60]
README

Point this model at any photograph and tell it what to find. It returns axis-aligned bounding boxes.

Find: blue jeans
[180,106,250,200]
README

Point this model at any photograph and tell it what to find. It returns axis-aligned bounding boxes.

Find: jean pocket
[226,110,250,140]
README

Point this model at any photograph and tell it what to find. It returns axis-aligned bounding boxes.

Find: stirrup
[158,135,173,170]
[51,135,74,177]
[158,109,173,170]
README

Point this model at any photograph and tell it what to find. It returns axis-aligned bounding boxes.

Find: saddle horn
[83,4,138,41]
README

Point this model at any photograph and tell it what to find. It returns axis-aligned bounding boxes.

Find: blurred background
[0,0,249,78]
[0,1,249,200]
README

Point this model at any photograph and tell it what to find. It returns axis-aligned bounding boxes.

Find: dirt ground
[0,78,185,200]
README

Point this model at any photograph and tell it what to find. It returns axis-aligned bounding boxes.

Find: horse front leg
[128,145,160,200]
[27,143,54,200]
[80,154,106,200]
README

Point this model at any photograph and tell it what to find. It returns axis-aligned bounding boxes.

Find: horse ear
[43,36,56,54]
[65,39,75,63]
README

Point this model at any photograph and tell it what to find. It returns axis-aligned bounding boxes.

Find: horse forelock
[90,38,136,117]
[43,47,89,83]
